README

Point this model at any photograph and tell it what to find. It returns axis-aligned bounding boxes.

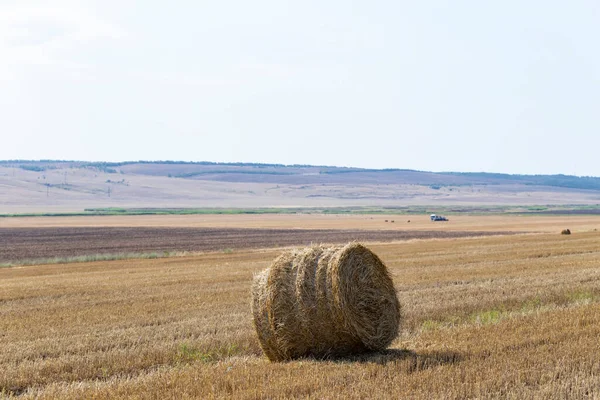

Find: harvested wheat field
[3,226,600,398]
[3,213,600,233]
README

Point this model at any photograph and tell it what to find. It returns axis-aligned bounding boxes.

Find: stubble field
[2,215,600,398]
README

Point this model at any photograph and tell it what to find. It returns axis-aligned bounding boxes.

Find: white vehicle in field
[430,214,448,221]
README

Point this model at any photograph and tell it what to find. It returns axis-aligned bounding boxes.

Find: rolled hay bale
[561,229,571,235]
[251,242,401,361]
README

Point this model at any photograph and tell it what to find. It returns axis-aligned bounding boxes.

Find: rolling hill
[1,160,600,214]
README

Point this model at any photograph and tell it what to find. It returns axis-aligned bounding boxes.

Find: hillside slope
[1,161,599,213]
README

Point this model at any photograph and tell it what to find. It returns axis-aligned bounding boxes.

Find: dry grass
[4,213,600,234]
[2,231,600,398]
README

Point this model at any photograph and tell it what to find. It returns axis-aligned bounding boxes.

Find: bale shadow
[326,348,463,372]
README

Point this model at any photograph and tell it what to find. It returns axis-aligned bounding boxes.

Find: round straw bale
[251,242,401,361]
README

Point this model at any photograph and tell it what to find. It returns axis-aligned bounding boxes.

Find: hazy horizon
[2,1,599,176]
[4,158,600,178]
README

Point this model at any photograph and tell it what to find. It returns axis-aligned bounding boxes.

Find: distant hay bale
[251,243,401,361]
[561,229,571,235]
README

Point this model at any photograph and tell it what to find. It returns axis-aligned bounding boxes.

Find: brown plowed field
[0,227,513,262]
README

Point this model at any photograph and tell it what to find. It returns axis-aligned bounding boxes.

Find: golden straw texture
[252,243,401,361]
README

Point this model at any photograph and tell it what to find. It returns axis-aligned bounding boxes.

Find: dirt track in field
[0,227,515,262]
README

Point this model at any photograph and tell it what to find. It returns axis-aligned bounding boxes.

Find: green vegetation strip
[0,252,167,268]
[0,248,245,268]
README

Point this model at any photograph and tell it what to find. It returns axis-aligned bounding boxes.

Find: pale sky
[2,1,599,175]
